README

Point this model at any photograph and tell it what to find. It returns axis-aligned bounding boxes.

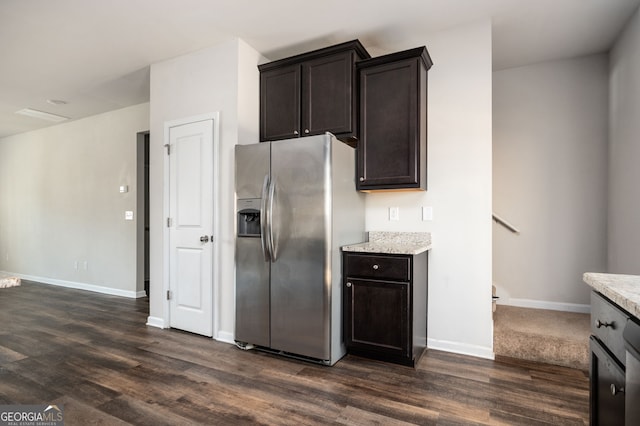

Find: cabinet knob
[610,383,624,396]
[346,282,352,288]
[595,319,613,329]
[304,129,310,134]
[359,177,365,182]
[293,130,299,135]
[372,264,379,270]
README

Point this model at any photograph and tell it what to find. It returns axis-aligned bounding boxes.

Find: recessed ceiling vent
[46,99,67,106]
[15,108,69,122]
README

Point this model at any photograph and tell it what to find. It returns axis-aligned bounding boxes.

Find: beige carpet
[494,305,590,371]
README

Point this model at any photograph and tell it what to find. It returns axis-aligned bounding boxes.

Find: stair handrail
[492,212,520,234]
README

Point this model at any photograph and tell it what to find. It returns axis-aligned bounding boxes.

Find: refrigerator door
[236,143,271,200]
[270,134,331,360]
[235,143,271,347]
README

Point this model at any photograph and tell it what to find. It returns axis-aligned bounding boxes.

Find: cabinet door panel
[345,278,409,357]
[358,59,418,188]
[590,336,625,425]
[302,52,353,137]
[260,65,300,141]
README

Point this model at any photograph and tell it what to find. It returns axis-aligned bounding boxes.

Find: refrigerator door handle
[260,174,271,262]
[267,178,278,262]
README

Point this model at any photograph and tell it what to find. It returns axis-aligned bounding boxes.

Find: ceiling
[1,0,639,139]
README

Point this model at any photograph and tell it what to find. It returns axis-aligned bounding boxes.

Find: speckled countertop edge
[583,272,640,319]
[342,231,431,255]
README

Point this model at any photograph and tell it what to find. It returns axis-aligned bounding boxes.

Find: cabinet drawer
[591,291,629,366]
[344,253,410,281]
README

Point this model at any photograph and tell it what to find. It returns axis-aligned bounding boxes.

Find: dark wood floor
[0,281,589,425]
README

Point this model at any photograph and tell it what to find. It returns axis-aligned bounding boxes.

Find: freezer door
[235,143,271,199]
[235,143,271,347]
[270,135,331,360]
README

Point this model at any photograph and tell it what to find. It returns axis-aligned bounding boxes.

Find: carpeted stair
[493,305,590,371]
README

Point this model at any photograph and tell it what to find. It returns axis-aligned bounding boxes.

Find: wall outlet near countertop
[389,207,400,221]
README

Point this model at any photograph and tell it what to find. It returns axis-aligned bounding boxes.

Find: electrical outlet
[389,207,400,221]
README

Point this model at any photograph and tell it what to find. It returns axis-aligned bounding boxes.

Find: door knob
[200,235,210,243]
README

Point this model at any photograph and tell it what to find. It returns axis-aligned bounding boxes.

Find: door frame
[162,112,220,338]
[136,131,150,300]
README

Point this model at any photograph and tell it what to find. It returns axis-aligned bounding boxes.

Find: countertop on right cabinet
[583,272,640,319]
[341,231,431,255]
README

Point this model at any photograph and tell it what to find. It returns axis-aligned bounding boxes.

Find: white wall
[365,21,494,358]
[0,103,150,297]
[148,39,262,339]
[609,6,640,274]
[493,55,609,310]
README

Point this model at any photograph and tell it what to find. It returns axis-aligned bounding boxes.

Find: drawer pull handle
[372,264,379,270]
[610,384,624,396]
[595,319,614,329]
[346,282,352,288]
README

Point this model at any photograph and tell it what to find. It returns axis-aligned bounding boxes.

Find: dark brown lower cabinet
[590,336,626,425]
[343,251,427,366]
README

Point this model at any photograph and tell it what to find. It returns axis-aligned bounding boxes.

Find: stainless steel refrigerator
[234,133,365,365]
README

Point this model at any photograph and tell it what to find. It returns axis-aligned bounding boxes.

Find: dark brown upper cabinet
[259,40,370,143]
[356,47,433,191]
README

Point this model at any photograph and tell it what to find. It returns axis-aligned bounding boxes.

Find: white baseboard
[216,331,235,345]
[427,338,495,360]
[3,271,144,299]
[146,316,166,329]
[498,298,590,314]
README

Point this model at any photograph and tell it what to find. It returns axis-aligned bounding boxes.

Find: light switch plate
[422,206,433,221]
[125,211,134,220]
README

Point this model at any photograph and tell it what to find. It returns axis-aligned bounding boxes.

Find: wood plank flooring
[0,281,589,425]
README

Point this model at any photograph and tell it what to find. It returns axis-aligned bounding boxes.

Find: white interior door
[168,119,214,336]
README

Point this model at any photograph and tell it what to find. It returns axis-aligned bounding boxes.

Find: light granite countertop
[342,231,432,255]
[583,272,640,319]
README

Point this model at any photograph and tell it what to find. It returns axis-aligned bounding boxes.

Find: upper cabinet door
[302,51,354,138]
[357,47,432,191]
[260,64,301,142]
[259,40,369,143]
[358,59,419,189]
